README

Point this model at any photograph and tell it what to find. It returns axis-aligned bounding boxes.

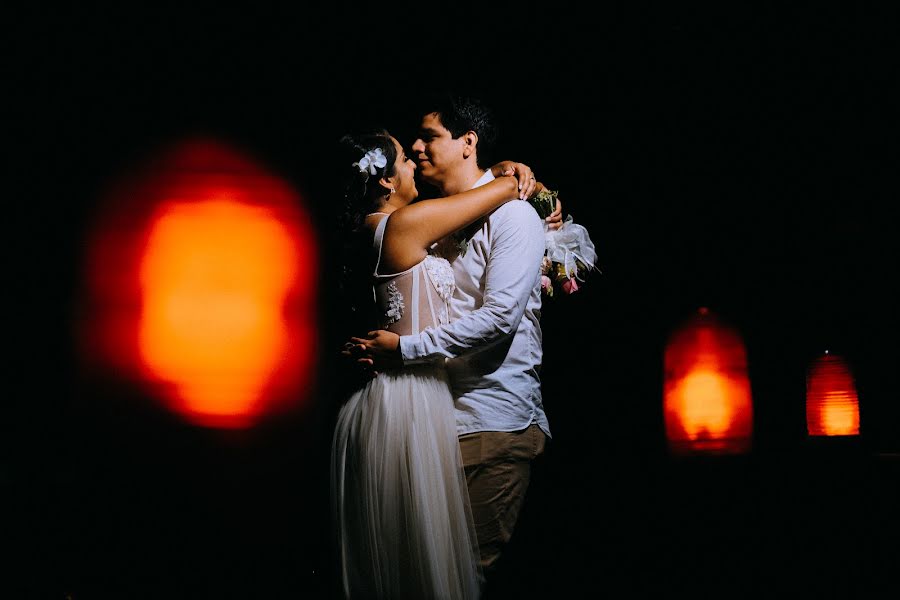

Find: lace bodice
[371,215,455,335]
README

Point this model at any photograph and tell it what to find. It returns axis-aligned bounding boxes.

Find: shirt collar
[471,169,494,190]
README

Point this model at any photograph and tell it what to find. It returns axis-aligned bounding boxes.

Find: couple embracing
[331,94,562,599]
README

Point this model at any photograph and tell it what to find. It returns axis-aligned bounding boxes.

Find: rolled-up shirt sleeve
[399,202,544,362]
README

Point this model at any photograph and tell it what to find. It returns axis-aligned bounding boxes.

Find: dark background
[9,5,898,598]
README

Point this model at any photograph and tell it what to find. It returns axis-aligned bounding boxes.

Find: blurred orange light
[664,308,754,455]
[806,352,859,436]
[80,139,317,428]
[139,199,299,422]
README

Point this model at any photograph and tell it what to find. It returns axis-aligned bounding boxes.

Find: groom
[348,94,555,582]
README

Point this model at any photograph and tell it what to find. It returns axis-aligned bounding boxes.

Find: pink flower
[561,277,579,294]
[540,275,554,297]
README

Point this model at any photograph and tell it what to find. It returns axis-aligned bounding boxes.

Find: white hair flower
[353,147,387,176]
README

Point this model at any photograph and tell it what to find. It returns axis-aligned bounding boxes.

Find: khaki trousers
[458,423,547,574]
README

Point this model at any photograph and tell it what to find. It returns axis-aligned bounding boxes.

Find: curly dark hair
[335,130,398,336]
[420,94,499,169]
[337,130,398,234]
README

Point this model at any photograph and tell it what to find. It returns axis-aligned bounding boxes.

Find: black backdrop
[10,5,898,597]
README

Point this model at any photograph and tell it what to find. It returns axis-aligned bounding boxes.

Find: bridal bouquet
[530,189,598,297]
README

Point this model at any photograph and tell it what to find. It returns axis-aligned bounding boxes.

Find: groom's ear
[462,130,478,159]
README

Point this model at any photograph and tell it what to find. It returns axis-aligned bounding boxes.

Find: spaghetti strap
[372,213,390,276]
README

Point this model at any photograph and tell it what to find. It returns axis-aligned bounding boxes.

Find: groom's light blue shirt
[399,170,551,438]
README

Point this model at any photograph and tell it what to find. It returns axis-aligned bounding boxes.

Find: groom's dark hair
[420,93,499,169]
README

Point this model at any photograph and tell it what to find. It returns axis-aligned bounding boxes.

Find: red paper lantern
[806,352,860,437]
[664,308,754,455]
[79,139,318,428]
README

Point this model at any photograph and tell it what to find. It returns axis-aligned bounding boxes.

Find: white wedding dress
[331,214,481,599]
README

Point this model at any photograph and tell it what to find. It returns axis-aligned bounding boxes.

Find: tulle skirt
[331,364,482,599]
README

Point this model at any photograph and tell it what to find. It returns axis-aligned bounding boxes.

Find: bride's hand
[490,161,536,200]
[547,197,563,230]
[348,330,403,371]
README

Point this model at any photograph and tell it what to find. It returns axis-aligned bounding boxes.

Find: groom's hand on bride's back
[341,330,403,376]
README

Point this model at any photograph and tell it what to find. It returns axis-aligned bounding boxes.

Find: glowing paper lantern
[806,352,860,436]
[80,139,317,428]
[663,308,754,455]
